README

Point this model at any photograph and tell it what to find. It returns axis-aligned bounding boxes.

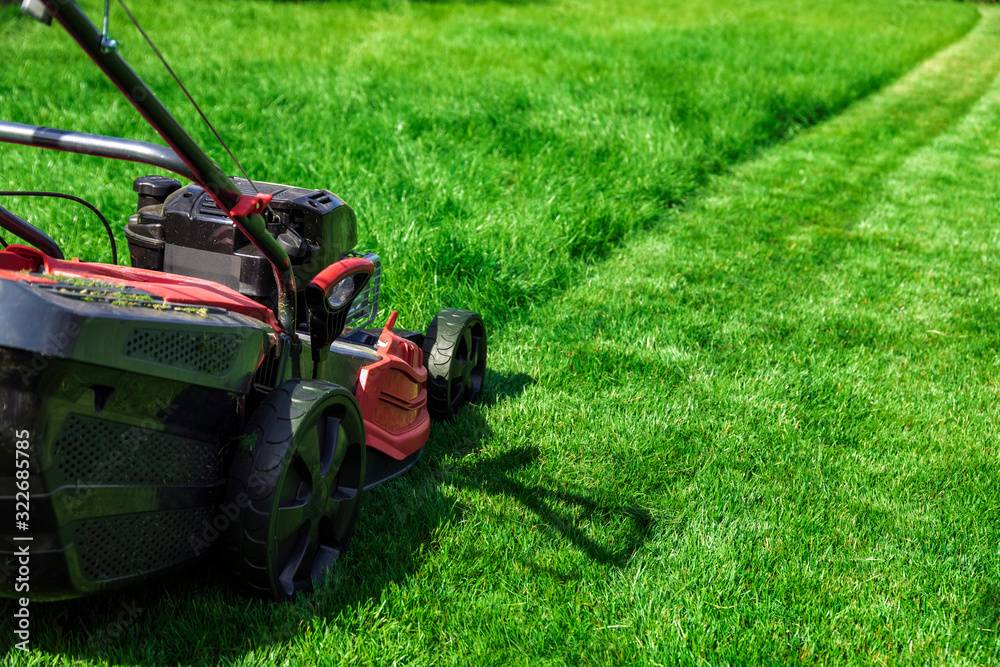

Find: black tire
[422,309,487,421]
[222,380,366,599]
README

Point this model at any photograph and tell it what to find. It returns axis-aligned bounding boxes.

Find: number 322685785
[14,429,30,520]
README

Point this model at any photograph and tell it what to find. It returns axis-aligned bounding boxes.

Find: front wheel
[222,380,366,600]
[422,309,487,421]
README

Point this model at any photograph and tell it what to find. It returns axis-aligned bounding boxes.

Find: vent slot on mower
[54,414,223,487]
[124,329,242,377]
[75,507,214,582]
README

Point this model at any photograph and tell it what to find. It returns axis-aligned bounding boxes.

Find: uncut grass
[0,1,991,666]
[0,0,977,333]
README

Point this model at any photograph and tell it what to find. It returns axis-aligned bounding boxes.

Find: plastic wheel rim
[271,402,364,596]
[448,319,486,411]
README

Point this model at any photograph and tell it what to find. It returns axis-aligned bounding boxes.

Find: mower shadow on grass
[463,447,653,570]
[417,368,653,567]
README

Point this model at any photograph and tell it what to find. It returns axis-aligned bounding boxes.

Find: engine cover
[125,175,358,314]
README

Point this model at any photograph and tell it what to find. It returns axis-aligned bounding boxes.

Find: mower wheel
[422,308,487,421]
[222,380,366,600]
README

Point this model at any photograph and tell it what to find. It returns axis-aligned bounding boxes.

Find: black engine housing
[125,175,358,318]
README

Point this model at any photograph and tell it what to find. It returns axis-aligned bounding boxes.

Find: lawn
[2,0,997,664]
[0,0,977,329]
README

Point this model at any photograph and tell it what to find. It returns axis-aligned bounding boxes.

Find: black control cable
[0,191,118,264]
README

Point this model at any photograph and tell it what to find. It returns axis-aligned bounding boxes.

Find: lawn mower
[0,0,487,600]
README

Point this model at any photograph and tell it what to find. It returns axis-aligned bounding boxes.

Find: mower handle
[0,120,194,181]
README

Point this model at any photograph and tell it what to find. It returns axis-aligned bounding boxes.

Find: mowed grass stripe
[467,8,1000,664]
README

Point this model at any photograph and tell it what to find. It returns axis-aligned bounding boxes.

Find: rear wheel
[422,309,487,421]
[223,380,366,599]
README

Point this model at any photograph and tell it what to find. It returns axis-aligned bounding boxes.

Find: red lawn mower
[0,0,487,600]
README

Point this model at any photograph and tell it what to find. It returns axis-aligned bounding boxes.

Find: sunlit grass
[0,0,991,665]
[0,0,975,331]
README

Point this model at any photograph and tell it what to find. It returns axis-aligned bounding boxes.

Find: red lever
[229,193,273,217]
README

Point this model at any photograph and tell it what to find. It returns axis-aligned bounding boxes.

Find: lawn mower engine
[124,175,378,329]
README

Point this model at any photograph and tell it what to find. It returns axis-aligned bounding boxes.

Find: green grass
[0,0,976,329]
[2,0,998,664]
[482,11,1000,663]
